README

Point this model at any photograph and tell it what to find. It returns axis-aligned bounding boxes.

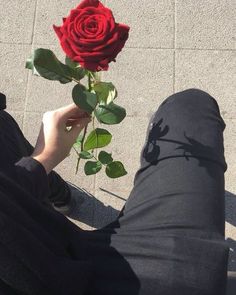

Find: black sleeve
[0,156,51,201]
[0,157,93,295]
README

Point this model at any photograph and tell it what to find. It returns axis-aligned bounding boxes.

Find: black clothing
[0,89,229,295]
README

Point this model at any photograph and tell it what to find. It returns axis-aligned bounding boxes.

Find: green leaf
[26,55,34,70]
[93,82,117,104]
[65,56,80,69]
[95,102,126,125]
[26,48,73,84]
[65,56,86,80]
[84,161,102,175]
[79,151,93,159]
[98,151,113,165]
[72,84,97,114]
[106,161,127,178]
[73,134,83,148]
[84,128,112,151]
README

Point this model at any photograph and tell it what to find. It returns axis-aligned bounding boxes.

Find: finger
[70,117,91,136]
[66,115,91,127]
[57,103,88,120]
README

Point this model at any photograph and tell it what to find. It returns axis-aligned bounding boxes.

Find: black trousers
[0,89,229,295]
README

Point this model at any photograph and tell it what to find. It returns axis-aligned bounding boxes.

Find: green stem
[90,71,101,83]
[88,72,92,91]
[72,78,82,84]
[89,71,95,80]
[92,115,95,130]
[81,124,88,153]
[73,146,80,157]
[74,124,88,174]
[73,146,81,174]
[76,157,81,175]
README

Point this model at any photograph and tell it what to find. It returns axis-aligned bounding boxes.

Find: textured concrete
[0,0,36,44]
[34,0,80,45]
[175,50,236,119]
[103,48,174,117]
[0,0,235,270]
[0,44,32,111]
[176,0,236,50]
[106,0,174,48]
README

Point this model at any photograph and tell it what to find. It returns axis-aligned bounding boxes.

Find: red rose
[53,0,130,72]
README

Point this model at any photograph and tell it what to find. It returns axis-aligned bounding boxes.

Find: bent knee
[161,88,219,111]
[178,88,213,100]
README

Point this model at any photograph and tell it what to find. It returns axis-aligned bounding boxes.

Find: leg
[84,89,229,295]
[0,94,71,207]
[120,88,227,235]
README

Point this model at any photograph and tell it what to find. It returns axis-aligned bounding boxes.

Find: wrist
[31,153,54,175]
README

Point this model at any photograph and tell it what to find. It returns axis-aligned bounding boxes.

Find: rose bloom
[53,0,130,72]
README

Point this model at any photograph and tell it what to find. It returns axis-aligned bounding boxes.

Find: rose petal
[53,0,129,72]
[61,36,77,59]
[53,25,63,39]
[77,0,105,10]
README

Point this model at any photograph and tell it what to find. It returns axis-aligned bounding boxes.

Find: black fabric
[0,110,72,206]
[0,93,6,111]
[0,89,229,295]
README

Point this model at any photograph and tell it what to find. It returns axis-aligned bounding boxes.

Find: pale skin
[31,103,91,174]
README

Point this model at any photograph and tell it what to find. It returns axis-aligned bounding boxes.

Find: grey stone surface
[33,0,80,45]
[22,111,43,144]
[175,50,236,119]
[106,0,174,48]
[0,44,31,111]
[103,48,174,117]
[176,0,236,49]
[0,0,36,44]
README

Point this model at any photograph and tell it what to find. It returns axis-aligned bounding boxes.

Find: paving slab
[22,111,43,144]
[0,44,31,111]
[103,48,174,117]
[33,0,80,45]
[106,0,174,48]
[176,0,236,49]
[0,0,36,44]
[175,50,236,119]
